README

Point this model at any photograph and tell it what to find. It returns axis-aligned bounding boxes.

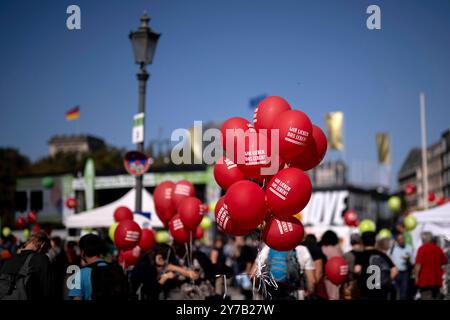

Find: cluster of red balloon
[153,180,206,243]
[15,211,40,232]
[213,96,328,251]
[111,206,155,268]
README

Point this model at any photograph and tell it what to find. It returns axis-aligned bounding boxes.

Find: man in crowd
[68,233,128,300]
[0,231,54,299]
[253,244,315,300]
[390,233,414,300]
[414,232,448,300]
[355,231,398,300]
[343,233,363,280]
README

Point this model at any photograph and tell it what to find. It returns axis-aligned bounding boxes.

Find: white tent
[411,202,450,248]
[64,188,164,229]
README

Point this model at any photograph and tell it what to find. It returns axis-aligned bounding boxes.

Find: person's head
[303,234,318,247]
[361,231,376,248]
[235,236,245,246]
[78,233,105,262]
[213,236,224,250]
[320,230,339,247]
[376,238,391,252]
[396,233,405,247]
[350,233,362,248]
[24,231,51,254]
[421,231,433,244]
[51,236,62,249]
[151,244,173,268]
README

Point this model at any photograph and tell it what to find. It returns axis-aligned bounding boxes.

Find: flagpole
[420,92,429,210]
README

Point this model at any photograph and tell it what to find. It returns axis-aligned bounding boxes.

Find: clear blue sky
[1,0,449,186]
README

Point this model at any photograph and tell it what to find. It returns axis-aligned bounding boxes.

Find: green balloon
[23,228,30,239]
[109,223,118,242]
[388,196,402,212]
[377,228,392,239]
[200,216,212,230]
[155,230,170,243]
[359,219,376,233]
[41,176,54,189]
[404,215,417,231]
[2,227,12,237]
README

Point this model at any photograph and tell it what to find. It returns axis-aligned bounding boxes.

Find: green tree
[0,148,30,226]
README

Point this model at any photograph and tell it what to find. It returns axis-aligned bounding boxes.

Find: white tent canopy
[64,188,164,229]
[411,202,450,248]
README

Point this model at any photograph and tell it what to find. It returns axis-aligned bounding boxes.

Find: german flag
[65,106,80,121]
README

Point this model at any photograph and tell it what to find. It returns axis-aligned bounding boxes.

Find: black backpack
[88,261,129,300]
[0,253,35,300]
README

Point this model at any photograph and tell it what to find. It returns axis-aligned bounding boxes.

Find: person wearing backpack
[253,244,315,300]
[0,231,54,300]
[355,231,398,300]
[68,233,129,300]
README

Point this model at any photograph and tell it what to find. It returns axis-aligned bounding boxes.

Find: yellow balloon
[200,216,212,230]
[293,212,302,222]
[23,228,30,240]
[108,223,118,242]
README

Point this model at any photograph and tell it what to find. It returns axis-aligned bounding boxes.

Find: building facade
[48,135,105,157]
[442,130,450,198]
[398,128,449,210]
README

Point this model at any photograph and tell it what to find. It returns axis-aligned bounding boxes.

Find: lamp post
[129,12,160,212]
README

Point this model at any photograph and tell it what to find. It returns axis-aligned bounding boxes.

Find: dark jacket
[0,250,55,299]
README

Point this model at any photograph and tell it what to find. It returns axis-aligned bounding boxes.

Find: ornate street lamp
[129,12,160,212]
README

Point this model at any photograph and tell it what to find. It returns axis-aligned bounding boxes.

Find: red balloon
[195,226,204,239]
[236,131,280,180]
[288,125,327,171]
[405,183,416,196]
[253,96,291,131]
[27,211,37,225]
[214,156,245,190]
[343,210,359,227]
[0,249,12,260]
[138,228,156,252]
[172,180,196,209]
[65,197,77,209]
[221,117,256,162]
[178,197,204,231]
[169,214,191,244]
[272,110,313,160]
[119,246,141,268]
[214,196,251,236]
[114,220,142,251]
[436,197,445,206]
[16,217,27,230]
[263,216,305,251]
[266,168,312,219]
[31,225,41,233]
[224,180,267,230]
[325,256,349,285]
[114,206,134,222]
[153,181,176,226]
[428,192,436,202]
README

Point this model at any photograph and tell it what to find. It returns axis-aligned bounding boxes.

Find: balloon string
[185,237,195,286]
[252,228,277,300]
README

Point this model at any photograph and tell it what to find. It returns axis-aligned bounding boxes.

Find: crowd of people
[0,228,449,300]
